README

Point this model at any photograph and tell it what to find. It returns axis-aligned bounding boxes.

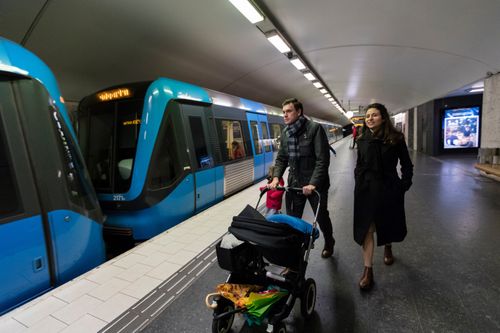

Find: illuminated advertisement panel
[442,106,480,149]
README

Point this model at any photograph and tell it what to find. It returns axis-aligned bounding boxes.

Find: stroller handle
[260,185,319,196]
[258,186,321,224]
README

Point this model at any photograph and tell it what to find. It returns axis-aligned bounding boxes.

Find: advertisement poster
[442,106,480,149]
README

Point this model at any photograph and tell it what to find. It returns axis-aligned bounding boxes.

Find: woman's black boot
[384,245,394,265]
[359,266,374,291]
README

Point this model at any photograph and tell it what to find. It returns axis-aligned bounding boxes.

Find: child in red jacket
[260,166,284,217]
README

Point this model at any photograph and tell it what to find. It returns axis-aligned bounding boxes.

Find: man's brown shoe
[321,248,333,258]
[321,239,335,258]
[384,245,394,265]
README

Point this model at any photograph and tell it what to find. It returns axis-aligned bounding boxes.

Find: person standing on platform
[268,98,335,258]
[353,103,413,291]
[351,125,358,149]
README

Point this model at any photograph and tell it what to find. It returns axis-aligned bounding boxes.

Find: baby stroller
[207,187,320,333]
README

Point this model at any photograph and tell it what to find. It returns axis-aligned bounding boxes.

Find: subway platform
[1,137,499,333]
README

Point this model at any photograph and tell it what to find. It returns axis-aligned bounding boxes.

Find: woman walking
[354,103,413,291]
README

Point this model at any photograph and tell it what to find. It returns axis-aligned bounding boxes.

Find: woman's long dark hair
[360,103,404,144]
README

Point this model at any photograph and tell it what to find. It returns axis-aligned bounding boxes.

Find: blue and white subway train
[78,78,341,241]
[0,37,106,314]
[77,78,292,241]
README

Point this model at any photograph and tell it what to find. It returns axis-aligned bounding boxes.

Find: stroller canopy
[266,214,319,240]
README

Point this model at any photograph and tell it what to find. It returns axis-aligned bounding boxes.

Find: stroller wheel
[212,298,235,333]
[300,278,316,319]
[272,321,287,333]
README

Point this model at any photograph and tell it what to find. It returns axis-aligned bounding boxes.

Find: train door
[180,103,216,212]
[0,80,51,314]
[246,113,271,180]
[258,116,274,175]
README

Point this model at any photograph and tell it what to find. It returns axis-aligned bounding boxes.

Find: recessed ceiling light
[303,72,315,81]
[266,32,291,53]
[290,57,306,70]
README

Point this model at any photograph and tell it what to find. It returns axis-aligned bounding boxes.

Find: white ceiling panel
[1,0,499,126]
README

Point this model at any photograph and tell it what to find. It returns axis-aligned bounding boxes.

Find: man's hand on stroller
[267,177,280,190]
[303,184,316,196]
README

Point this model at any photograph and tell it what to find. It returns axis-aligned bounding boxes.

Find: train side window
[0,114,21,218]
[215,119,246,162]
[260,123,271,153]
[240,120,252,157]
[149,112,182,189]
[270,123,282,151]
[215,120,229,161]
[188,116,211,169]
[250,121,262,154]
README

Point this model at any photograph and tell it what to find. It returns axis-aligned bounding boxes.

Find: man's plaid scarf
[286,116,307,160]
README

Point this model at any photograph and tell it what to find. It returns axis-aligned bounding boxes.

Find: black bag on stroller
[228,204,310,270]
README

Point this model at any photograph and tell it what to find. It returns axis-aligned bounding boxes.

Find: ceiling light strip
[228,0,264,23]
[230,0,348,118]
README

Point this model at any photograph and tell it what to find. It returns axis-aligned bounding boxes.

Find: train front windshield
[78,98,143,194]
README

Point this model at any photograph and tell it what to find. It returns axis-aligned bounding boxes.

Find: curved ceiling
[1,0,499,126]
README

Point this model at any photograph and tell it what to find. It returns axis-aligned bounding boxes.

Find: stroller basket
[216,241,262,272]
[228,205,310,269]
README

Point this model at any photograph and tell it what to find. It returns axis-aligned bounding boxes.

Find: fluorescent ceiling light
[303,72,315,81]
[469,87,484,93]
[313,81,323,88]
[319,89,327,94]
[228,0,264,24]
[324,94,331,98]
[290,57,306,70]
[267,32,291,53]
[328,98,334,102]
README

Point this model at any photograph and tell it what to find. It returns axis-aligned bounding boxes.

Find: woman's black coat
[353,131,413,246]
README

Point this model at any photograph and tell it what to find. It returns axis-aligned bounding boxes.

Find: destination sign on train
[123,119,141,126]
[97,88,132,101]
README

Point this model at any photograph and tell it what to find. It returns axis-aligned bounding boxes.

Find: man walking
[269,98,335,258]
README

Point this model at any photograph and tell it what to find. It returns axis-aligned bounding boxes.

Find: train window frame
[215,119,248,163]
